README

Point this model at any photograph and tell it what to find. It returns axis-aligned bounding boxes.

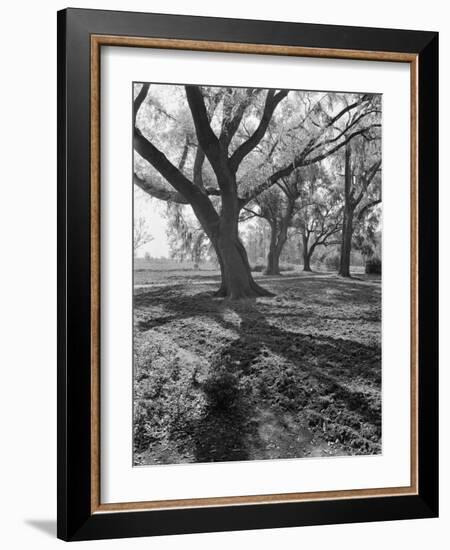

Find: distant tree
[133,216,153,257]
[298,202,342,272]
[280,231,300,264]
[289,164,343,271]
[245,172,302,275]
[338,137,381,277]
[242,218,269,266]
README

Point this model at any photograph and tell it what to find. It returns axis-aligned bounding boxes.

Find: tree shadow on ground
[179,350,259,462]
[134,277,381,462]
[222,301,381,427]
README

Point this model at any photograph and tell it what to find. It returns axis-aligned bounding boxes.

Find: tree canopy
[134,83,381,297]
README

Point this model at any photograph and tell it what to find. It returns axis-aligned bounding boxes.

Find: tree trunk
[212,234,272,299]
[339,143,355,278]
[339,206,354,277]
[212,249,228,297]
[265,222,281,276]
[303,250,312,272]
[302,234,312,272]
[264,208,293,276]
[209,199,273,299]
[265,247,282,275]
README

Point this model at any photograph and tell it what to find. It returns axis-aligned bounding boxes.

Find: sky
[134,187,170,257]
[134,185,258,259]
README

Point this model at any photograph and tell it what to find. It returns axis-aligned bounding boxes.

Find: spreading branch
[242,125,380,204]
[229,89,288,173]
[357,198,382,221]
[219,88,256,148]
[133,83,150,125]
[133,173,189,204]
[134,84,220,229]
[185,85,224,177]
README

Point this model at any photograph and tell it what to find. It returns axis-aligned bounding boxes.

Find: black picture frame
[57,7,438,541]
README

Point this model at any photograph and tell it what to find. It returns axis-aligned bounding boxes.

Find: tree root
[213,279,274,300]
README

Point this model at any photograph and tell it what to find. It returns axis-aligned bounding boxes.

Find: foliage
[324,253,341,271]
[353,210,381,259]
[365,257,382,274]
[133,82,382,296]
[133,216,153,257]
[165,203,213,266]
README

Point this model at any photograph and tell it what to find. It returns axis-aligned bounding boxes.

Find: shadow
[134,274,382,461]
[166,273,223,281]
[134,288,228,333]
[25,519,56,538]
[168,337,261,463]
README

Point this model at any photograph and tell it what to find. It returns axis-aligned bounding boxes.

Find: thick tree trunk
[339,206,354,277]
[209,200,273,299]
[212,234,272,299]
[212,252,228,297]
[303,250,312,272]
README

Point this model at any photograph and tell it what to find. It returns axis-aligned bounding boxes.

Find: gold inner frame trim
[90,34,419,514]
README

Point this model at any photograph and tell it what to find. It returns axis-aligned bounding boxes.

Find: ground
[133,260,381,466]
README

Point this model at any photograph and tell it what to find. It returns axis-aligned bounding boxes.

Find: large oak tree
[134,84,380,298]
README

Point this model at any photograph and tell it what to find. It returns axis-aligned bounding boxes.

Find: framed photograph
[57,8,438,541]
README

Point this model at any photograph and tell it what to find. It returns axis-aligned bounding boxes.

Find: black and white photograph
[132,82,382,466]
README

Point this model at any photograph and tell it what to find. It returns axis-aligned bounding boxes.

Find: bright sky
[134,187,170,258]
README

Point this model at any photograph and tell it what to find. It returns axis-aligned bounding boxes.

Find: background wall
[0,1,446,548]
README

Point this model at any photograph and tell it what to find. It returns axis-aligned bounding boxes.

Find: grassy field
[133,260,381,466]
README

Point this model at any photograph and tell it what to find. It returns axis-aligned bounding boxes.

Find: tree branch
[229,89,288,173]
[303,126,381,167]
[133,83,150,125]
[355,159,382,204]
[304,110,379,159]
[327,96,368,127]
[134,84,221,232]
[134,129,199,202]
[357,198,382,221]
[242,206,265,219]
[241,125,379,204]
[219,89,255,148]
[185,85,224,175]
[193,145,206,190]
[133,173,189,204]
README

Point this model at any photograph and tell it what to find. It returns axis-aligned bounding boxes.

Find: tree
[245,172,302,275]
[294,168,343,271]
[242,218,270,266]
[338,136,381,277]
[134,84,380,298]
[133,216,153,257]
[134,84,287,298]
